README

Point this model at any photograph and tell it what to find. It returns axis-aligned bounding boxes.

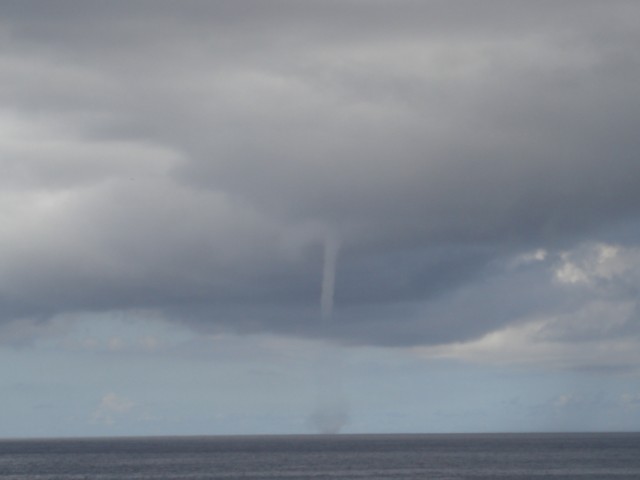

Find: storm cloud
[2,1,640,353]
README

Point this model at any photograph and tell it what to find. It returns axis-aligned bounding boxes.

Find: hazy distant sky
[2,1,640,437]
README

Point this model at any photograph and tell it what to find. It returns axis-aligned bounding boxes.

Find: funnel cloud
[310,234,349,434]
[321,235,340,321]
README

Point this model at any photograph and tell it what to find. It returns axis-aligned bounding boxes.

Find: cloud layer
[2,2,640,360]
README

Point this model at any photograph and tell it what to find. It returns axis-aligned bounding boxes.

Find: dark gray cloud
[2,1,640,348]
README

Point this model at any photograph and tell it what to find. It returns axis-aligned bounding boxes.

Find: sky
[2,0,640,437]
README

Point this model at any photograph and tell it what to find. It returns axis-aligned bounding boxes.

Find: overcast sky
[2,1,640,437]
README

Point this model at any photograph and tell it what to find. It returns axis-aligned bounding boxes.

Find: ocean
[1,433,639,479]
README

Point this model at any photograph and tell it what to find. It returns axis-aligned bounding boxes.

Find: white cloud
[419,243,636,370]
[107,337,126,351]
[554,394,575,408]
[510,248,548,268]
[554,243,638,286]
[555,258,591,285]
[139,336,161,351]
[415,277,640,367]
[91,392,136,426]
[100,392,135,413]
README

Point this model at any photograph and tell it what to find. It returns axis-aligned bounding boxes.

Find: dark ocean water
[1,433,639,479]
